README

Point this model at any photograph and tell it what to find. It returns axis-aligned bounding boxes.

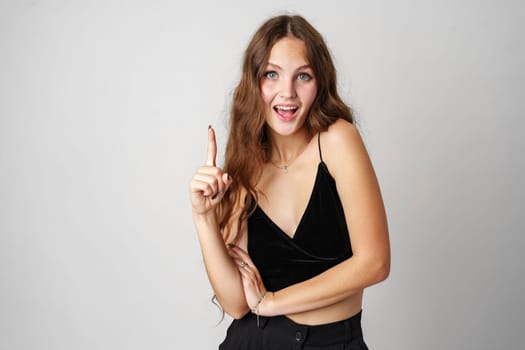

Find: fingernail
[208,124,211,129]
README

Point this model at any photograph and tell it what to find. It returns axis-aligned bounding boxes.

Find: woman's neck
[269,128,311,165]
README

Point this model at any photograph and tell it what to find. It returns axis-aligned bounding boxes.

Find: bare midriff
[285,290,363,326]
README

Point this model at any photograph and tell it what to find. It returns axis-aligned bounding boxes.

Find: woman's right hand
[190,126,232,216]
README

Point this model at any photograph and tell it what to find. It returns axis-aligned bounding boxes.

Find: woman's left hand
[228,245,268,313]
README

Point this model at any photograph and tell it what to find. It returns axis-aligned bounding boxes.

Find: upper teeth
[276,106,297,110]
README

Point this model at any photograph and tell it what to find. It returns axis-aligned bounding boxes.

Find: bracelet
[251,291,268,327]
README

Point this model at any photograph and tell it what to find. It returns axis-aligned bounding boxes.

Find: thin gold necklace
[270,145,307,173]
[271,162,290,173]
[270,135,310,173]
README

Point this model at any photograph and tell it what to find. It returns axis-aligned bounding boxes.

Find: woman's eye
[265,71,278,79]
[298,73,312,81]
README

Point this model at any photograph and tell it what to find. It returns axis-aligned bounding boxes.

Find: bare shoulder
[321,118,370,180]
[324,117,360,143]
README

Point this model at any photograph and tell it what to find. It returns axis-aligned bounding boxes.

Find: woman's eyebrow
[266,62,312,71]
[266,62,282,70]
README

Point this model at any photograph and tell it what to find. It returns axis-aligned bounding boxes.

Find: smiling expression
[260,37,318,137]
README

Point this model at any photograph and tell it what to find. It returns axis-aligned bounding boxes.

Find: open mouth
[273,105,299,121]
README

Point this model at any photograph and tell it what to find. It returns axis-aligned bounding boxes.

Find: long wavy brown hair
[218,15,354,244]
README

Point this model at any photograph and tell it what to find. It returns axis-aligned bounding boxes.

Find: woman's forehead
[267,37,309,67]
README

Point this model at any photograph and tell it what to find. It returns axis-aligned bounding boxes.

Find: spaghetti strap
[317,132,323,162]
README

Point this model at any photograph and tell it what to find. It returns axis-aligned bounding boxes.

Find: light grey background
[1,0,524,349]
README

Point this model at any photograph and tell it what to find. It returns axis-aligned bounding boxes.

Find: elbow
[365,256,390,286]
[376,260,390,283]
[214,294,250,320]
[373,258,390,284]
[225,305,250,320]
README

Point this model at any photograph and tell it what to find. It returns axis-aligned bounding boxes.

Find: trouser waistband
[255,310,363,346]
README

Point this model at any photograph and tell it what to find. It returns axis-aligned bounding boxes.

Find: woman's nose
[279,78,297,99]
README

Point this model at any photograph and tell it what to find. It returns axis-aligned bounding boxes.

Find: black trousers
[219,310,369,350]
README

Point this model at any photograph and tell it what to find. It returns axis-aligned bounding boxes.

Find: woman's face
[260,37,317,137]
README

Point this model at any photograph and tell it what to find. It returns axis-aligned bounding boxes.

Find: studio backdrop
[1,0,523,349]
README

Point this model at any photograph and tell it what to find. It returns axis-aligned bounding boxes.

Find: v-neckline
[255,162,323,240]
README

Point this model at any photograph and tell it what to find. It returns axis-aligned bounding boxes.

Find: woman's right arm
[189,126,250,319]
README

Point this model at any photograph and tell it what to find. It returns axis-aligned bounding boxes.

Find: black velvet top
[248,159,353,292]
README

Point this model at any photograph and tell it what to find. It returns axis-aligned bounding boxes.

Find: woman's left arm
[231,119,390,316]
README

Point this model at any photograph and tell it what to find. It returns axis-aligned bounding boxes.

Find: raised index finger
[206,125,217,166]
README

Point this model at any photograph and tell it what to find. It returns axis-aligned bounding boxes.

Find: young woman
[190,14,390,349]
